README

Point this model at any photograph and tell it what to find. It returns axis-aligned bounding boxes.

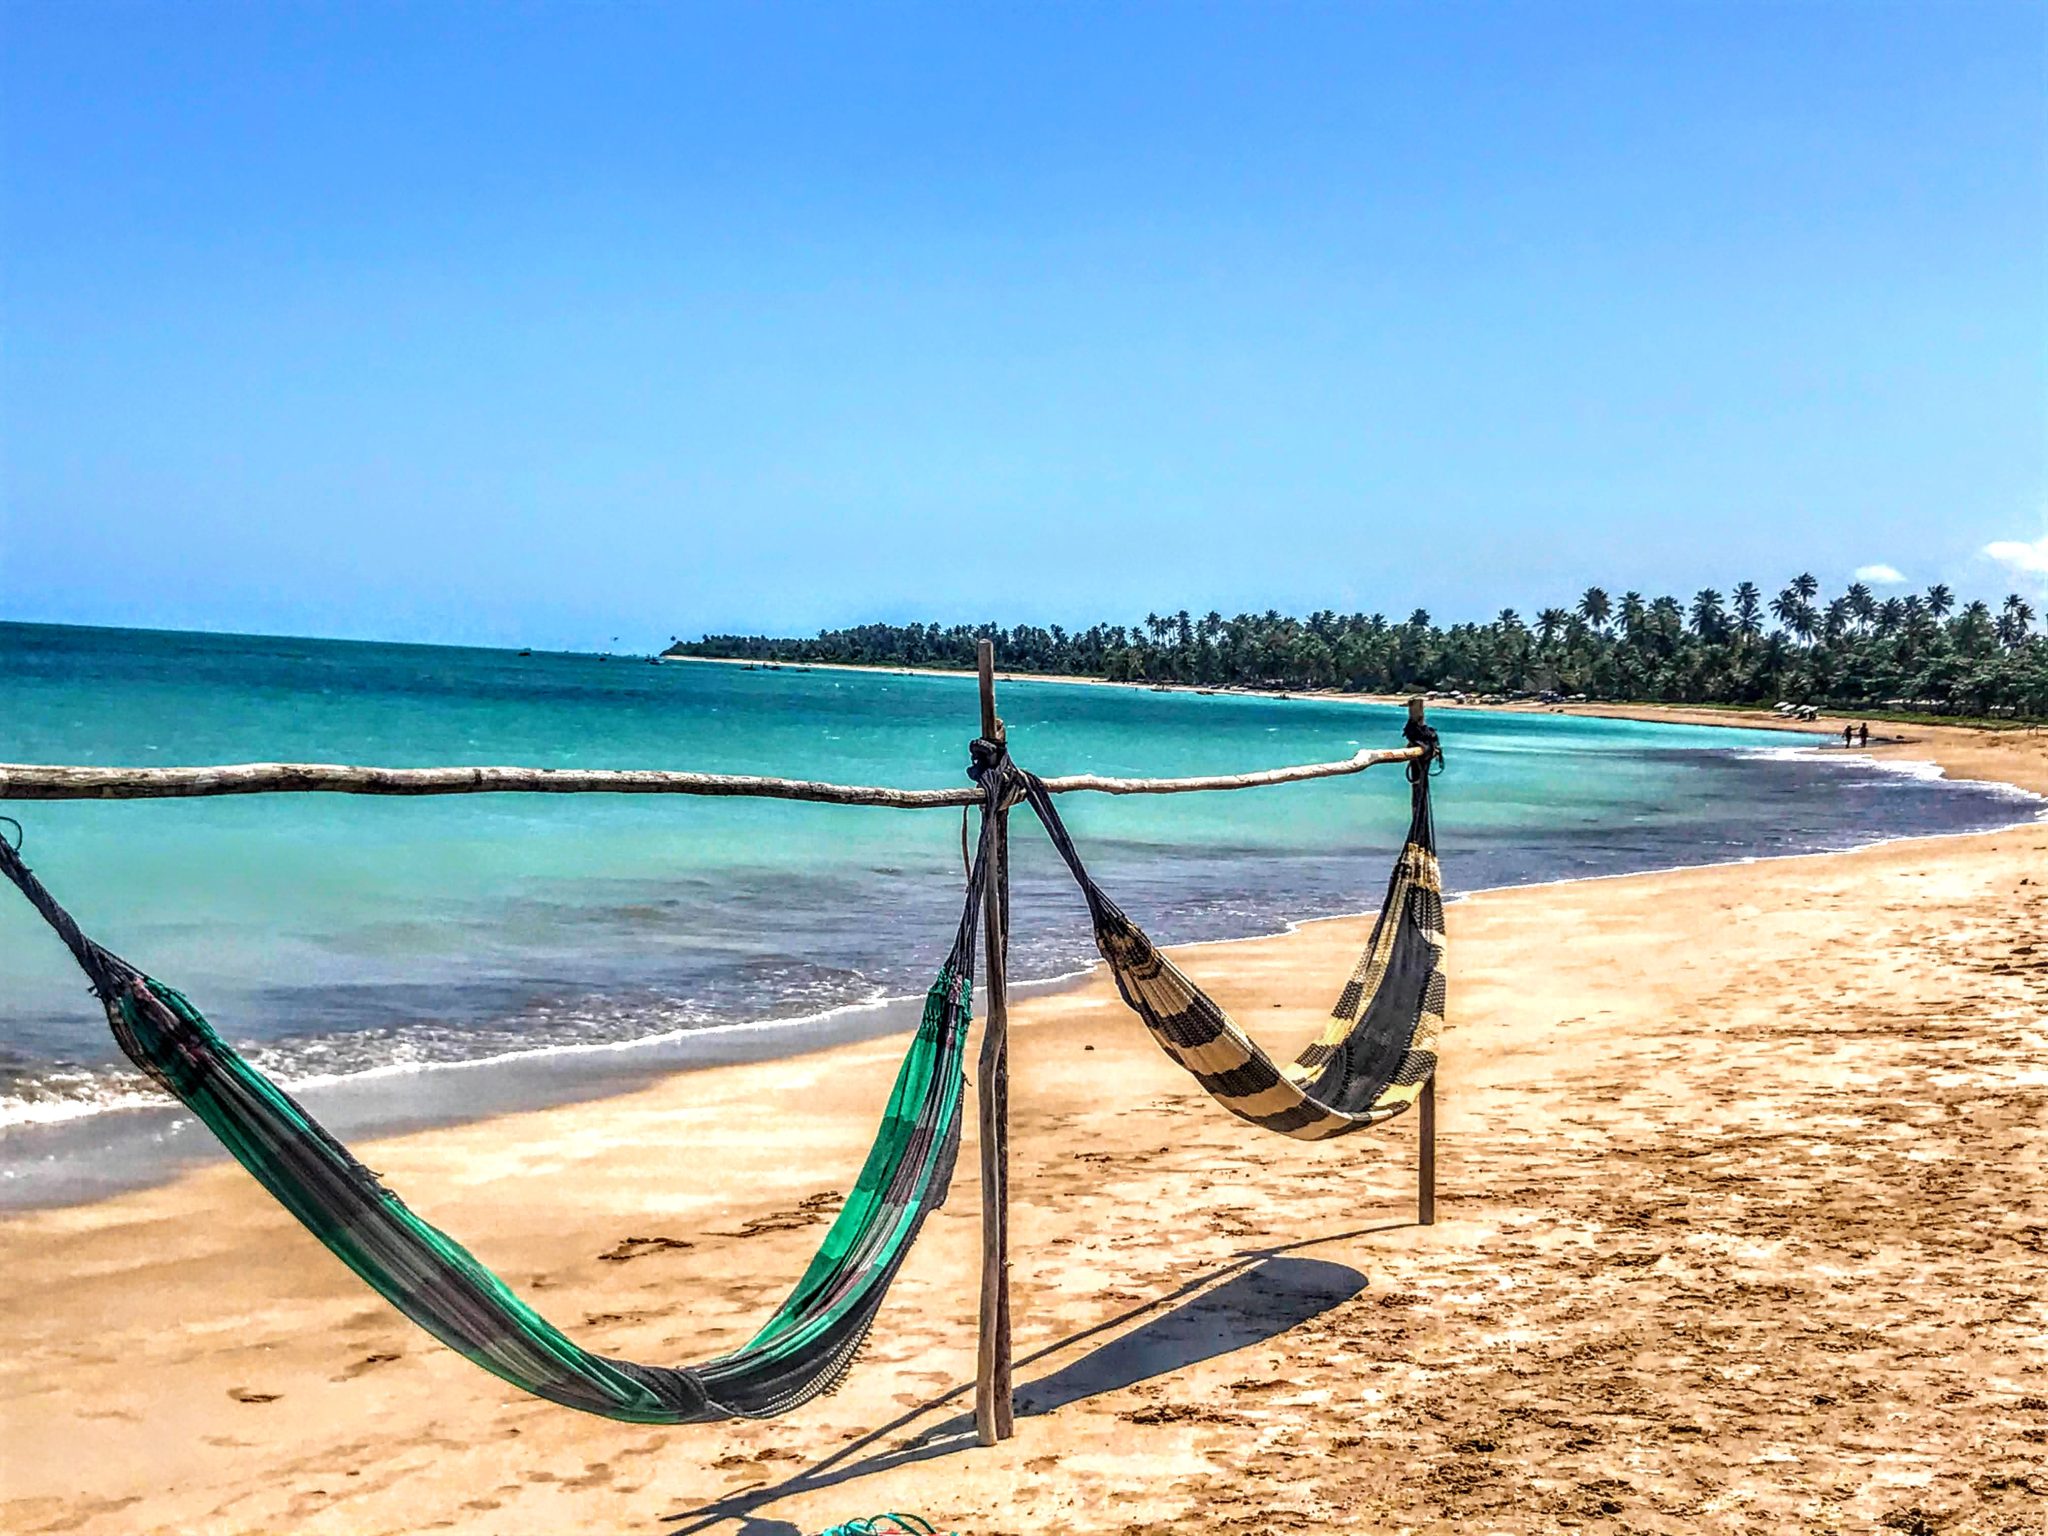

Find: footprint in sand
[598,1235,696,1263]
[582,1309,654,1327]
[332,1351,402,1381]
[714,1191,844,1239]
[228,1387,280,1404]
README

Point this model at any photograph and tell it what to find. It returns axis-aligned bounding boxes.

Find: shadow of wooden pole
[1418,1075,1436,1226]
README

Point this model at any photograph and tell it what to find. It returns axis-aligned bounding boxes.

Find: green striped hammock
[0,785,1003,1424]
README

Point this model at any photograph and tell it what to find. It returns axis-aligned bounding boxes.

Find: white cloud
[1853,563,1906,585]
[1983,535,2048,578]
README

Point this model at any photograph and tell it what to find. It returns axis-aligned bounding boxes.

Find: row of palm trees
[1546,577,2035,649]
[673,575,2047,718]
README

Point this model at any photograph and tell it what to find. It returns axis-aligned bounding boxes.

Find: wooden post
[1407,694,1437,1230]
[1417,1074,1436,1226]
[973,639,1015,1444]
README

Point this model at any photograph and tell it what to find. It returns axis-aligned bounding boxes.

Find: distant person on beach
[1858,722,1870,747]
[1843,723,1854,748]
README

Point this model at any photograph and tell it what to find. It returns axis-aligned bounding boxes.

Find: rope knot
[967,738,1030,809]
[966,736,1009,783]
[1402,719,1445,781]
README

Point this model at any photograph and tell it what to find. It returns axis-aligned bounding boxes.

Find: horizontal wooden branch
[0,747,1425,806]
[1027,746,1426,797]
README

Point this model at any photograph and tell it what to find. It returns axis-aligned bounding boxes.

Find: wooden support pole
[1417,1075,1437,1227]
[1408,694,1438,1230]
[974,639,1015,1445]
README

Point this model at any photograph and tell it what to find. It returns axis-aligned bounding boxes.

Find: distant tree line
[670,575,2048,718]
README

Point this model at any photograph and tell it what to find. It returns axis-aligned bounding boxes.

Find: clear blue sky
[4,2,2043,650]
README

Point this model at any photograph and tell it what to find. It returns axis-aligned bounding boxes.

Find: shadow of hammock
[657,1222,1405,1534]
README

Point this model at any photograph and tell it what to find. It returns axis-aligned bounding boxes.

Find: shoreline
[675,652,2048,800]
[4,706,2038,1212]
[10,808,2039,1215]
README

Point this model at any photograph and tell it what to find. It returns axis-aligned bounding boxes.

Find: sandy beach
[3,717,2044,1535]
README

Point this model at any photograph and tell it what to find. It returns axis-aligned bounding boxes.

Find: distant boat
[517,649,532,657]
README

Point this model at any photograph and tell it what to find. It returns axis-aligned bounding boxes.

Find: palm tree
[1732,581,1762,637]
[1846,582,1876,628]
[1770,588,1814,642]
[1954,599,1996,656]
[1822,596,1853,644]
[1999,593,2037,649]
[1925,583,1955,620]
[1900,597,1938,649]
[1577,587,1612,632]
[1619,591,1648,643]
[1689,588,1727,641]
[1791,572,1820,603]
[1536,607,1570,647]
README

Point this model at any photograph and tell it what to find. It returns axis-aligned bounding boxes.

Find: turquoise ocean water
[0,621,2037,1203]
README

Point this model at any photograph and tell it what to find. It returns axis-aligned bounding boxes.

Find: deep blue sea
[0,621,2037,1202]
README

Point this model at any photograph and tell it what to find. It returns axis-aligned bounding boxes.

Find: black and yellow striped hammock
[1020,723,1446,1139]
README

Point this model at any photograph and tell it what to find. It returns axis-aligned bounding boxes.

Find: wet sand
[2,720,2044,1535]
[1522,703,2048,802]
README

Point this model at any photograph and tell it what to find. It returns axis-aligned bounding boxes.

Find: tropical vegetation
[670,575,2048,719]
